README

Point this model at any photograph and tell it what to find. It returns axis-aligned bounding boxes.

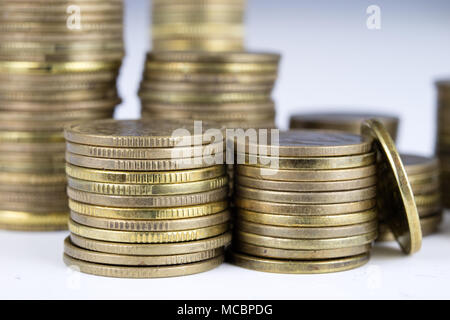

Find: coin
[236,164,377,182]
[235,230,377,250]
[235,242,371,260]
[237,208,378,227]
[66,164,226,184]
[67,175,228,196]
[67,186,228,208]
[0,131,63,143]
[235,197,377,215]
[0,210,68,231]
[378,213,442,241]
[236,219,377,239]
[229,251,370,274]
[0,141,66,153]
[0,61,120,74]
[415,193,441,207]
[410,181,440,195]
[0,172,66,185]
[0,98,120,112]
[140,80,273,93]
[0,191,67,204]
[146,51,280,64]
[402,154,439,175]
[70,232,231,256]
[64,119,224,147]
[143,72,277,84]
[0,201,68,214]
[237,152,376,169]
[152,38,243,52]
[361,119,422,254]
[236,175,376,192]
[64,237,223,266]
[63,254,224,278]
[70,210,230,231]
[68,219,229,243]
[0,183,66,193]
[139,91,271,104]
[235,185,376,204]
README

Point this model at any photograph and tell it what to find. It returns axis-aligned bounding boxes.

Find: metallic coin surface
[402,154,439,175]
[0,210,68,231]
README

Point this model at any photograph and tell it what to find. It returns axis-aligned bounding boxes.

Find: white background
[1,0,450,299]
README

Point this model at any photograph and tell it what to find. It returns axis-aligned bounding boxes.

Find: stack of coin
[290,112,400,141]
[378,154,442,241]
[436,80,450,208]
[230,121,422,273]
[151,0,246,52]
[63,119,231,278]
[140,51,280,129]
[0,0,124,231]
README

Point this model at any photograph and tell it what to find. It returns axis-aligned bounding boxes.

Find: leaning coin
[70,210,230,231]
[235,185,376,204]
[229,251,370,274]
[70,232,231,256]
[68,199,228,220]
[0,210,68,231]
[67,187,227,208]
[236,175,376,192]
[237,208,378,227]
[235,198,377,215]
[235,230,377,250]
[63,254,224,279]
[235,242,371,260]
[236,219,377,239]
[64,237,223,266]
[68,219,229,243]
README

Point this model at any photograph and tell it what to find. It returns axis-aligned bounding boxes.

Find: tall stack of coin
[436,80,450,208]
[378,154,442,241]
[0,0,124,231]
[140,52,280,129]
[290,112,400,141]
[63,119,231,278]
[231,121,422,274]
[151,0,246,52]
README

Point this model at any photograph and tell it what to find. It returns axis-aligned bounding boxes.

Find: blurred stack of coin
[290,112,400,141]
[63,119,231,278]
[378,154,442,241]
[140,51,280,129]
[230,130,380,274]
[151,0,246,52]
[436,80,450,208]
[0,0,124,231]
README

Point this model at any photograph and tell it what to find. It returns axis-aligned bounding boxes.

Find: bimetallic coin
[237,208,378,227]
[362,119,422,254]
[63,254,224,279]
[0,210,68,231]
[230,251,370,274]
[70,232,231,256]
[70,210,230,231]
[68,219,229,243]
[64,237,223,266]
[68,200,228,220]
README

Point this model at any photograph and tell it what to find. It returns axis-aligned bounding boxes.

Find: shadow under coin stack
[378,154,443,241]
[0,0,124,231]
[63,119,231,278]
[436,81,450,208]
[290,112,400,141]
[231,130,379,274]
[151,0,246,52]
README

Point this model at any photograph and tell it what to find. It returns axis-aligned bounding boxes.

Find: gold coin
[63,254,224,279]
[0,161,65,174]
[66,164,225,184]
[0,98,120,112]
[0,183,66,193]
[67,175,228,196]
[237,152,376,169]
[235,242,371,260]
[141,101,275,112]
[64,237,223,266]
[235,230,377,250]
[411,181,441,195]
[0,88,117,102]
[67,186,227,208]
[237,130,372,157]
[235,197,377,215]
[0,151,65,162]
[0,131,63,143]
[146,51,279,64]
[139,91,271,104]
[152,38,243,53]
[0,191,67,204]
[415,193,441,207]
[144,61,277,74]
[236,164,377,182]
[0,22,123,32]
[407,172,440,185]
[0,13,123,24]
[64,119,223,147]
[0,172,66,185]
[152,23,243,39]
[68,199,227,220]
[0,32,123,43]
[402,154,439,175]
[0,210,68,231]
[0,61,120,74]
[0,141,65,153]
[0,201,68,214]
[236,175,376,192]
[229,251,370,274]
[70,232,231,255]
[143,72,277,84]
[361,119,422,254]
[378,213,443,241]
[235,185,376,204]
[236,219,378,239]
[68,219,229,243]
[0,2,123,12]
[70,210,230,231]
[237,208,378,227]
[140,81,273,93]
[142,110,275,122]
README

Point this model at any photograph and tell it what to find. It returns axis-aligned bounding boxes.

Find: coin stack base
[63,119,230,278]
